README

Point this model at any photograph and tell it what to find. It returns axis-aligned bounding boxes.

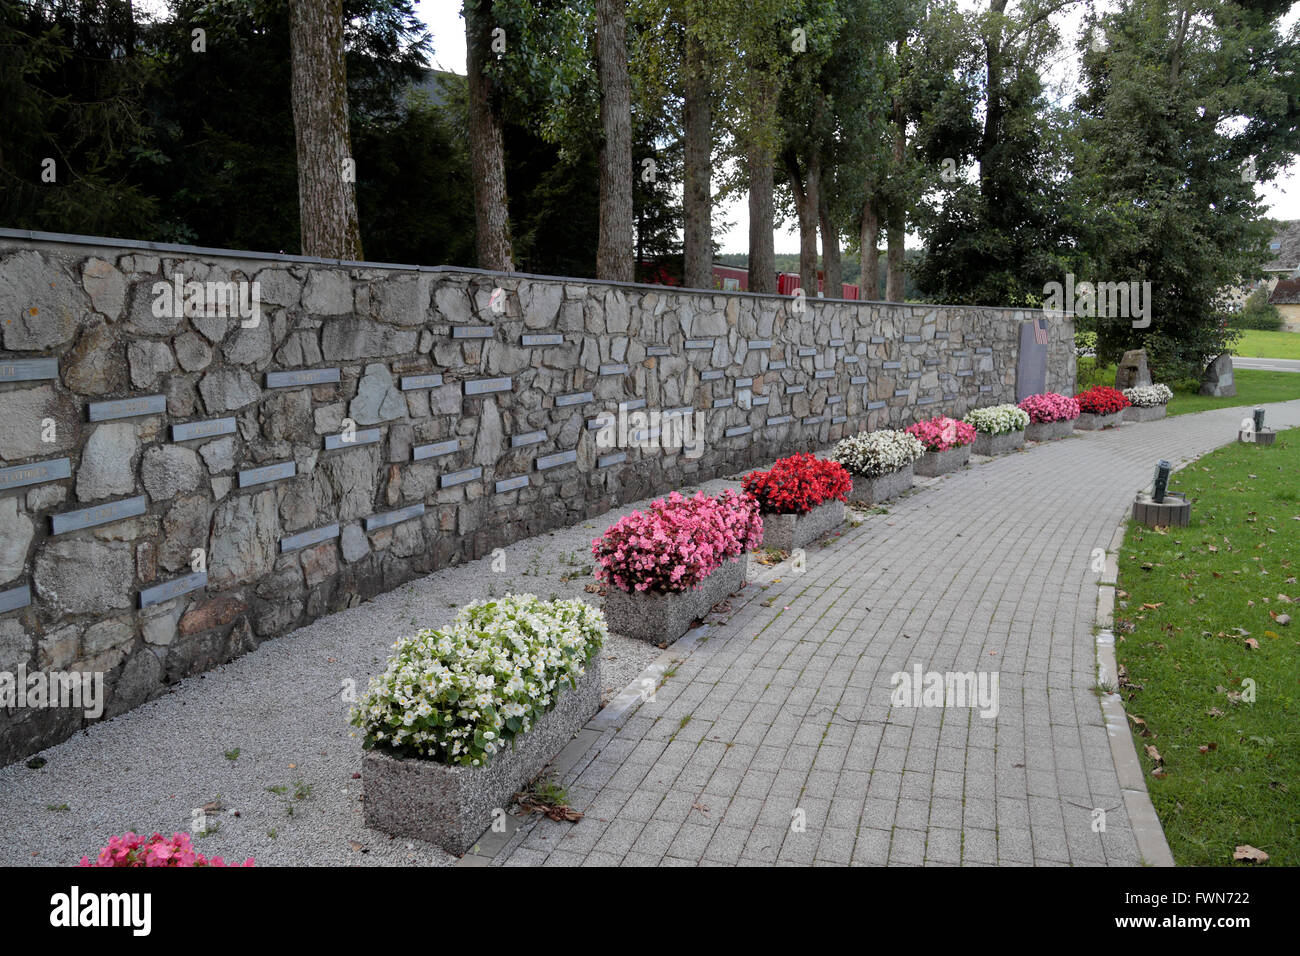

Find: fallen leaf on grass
[1144,745,1163,764]
[1245,637,1260,649]
[1233,845,1269,863]
[1142,602,1163,610]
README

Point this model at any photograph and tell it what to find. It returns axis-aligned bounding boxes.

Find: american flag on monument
[1034,318,1049,345]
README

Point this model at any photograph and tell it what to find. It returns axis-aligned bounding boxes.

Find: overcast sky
[415,0,1300,256]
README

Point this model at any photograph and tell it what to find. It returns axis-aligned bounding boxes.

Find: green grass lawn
[1230,329,1300,360]
[1077,360,1300,415]
[1114,431,1300,866]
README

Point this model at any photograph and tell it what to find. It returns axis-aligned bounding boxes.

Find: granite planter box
[1075,410,1124,430]
[914,444,972,477]
[603,555,746,645]
[761,499,846,552]
[1124,404,1168,423]
[972,430,1025,457]
[1025,418,1076,442]
[361,660,601,856]
[847,465,914,505]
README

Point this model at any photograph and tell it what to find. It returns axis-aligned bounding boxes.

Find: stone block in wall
[0,384,81,462]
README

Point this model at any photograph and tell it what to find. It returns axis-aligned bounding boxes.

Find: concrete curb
[455,625,713,866]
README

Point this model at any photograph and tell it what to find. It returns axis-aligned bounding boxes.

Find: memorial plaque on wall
[646,345,672,357]
[452,326,494,339]
[266,368,341,389]
[0,583,31,614]
[495,475,530,493]
[600,364,630,376]
[511,431,546,448]
[1015,318,1050,401]
[365,504,425,531]
[0,358,59,382]
[239,461,296,488]
[441,467,482,487]
[521,334,563,347]
[172,417,237,442]
[88,395,166,422]
[413,439,459,461]
[281,523,340,553]
[537,450,578,470]
[401,373,444,391]
[0,457,71,492]
[684,339,713,350]
[465,377,512,395]
[597,452,626,468]
[769,360,787,370]
[140,571,207,608]
[50,495,147,535]
[555,391,592,407]
[324,429,381,450]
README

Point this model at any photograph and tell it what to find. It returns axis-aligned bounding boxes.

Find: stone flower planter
[914,444,972,477]
[603,555,746,645]
[972,430,1025,457]
[362,660,601,856]
[1123,404,1167,423]
[847,465,913,506]
[761,499,846,553]
[1025,418,1076,442]
[1075,410,1124,430]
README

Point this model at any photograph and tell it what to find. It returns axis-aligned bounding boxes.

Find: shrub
[351,595,605,767]
[1018,392,1081,423]
[905,415,977,451]
[1076,385,1131,415]
[1122,383,1173,407]
[80,831,253,867]
[830,429,925,478]
[591,490,762,595]
[741,453,851,515]
[1230,287,1283,331]
[963,404,1030,435]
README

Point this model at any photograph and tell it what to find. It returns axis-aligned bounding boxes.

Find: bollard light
[1152,459,1172,503]
[1254,406,1265,433]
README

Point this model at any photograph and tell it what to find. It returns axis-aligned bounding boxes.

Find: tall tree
[464,0,514,270]
[288,0,362,259]
[596,0,633,280]
[681,4,712,288]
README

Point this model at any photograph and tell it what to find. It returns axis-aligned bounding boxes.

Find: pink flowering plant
[80,831,253,867]
[905,416,976,452]
[592,490,763,594]
[1018,392,1081,423]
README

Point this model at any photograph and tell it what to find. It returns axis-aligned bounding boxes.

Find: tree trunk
[288,0,362,260]
[859,198,879,300]
[785,149,820,295]
[747,140,775,294]
[979,0,1008,202]
[464,0,514,271]
[885,89,905,301]
[819,192,841,298]
[682,24,712,289]
[596,0,633,281]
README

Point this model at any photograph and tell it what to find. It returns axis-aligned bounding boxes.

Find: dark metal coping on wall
[0,226,1057,316]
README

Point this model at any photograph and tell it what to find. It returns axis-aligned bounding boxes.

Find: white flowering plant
[830,429,925,478]
[963,403,1030,435]
[1122,383,1173,408]
[351,594,605,767]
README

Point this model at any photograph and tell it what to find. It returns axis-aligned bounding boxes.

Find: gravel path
[0,465,759,866]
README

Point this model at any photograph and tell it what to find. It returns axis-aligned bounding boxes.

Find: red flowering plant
[592,490,763,594]
[80,831,254,867]
[1075,386,1131,416]
[904,416,977,452]
[742,453,851,515]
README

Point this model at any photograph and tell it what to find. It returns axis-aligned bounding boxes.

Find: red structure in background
[641,261,859,300]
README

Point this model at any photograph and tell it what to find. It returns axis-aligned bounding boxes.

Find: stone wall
[0,230,1074,762]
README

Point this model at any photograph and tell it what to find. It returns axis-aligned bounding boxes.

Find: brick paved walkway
[494,401,1300,866]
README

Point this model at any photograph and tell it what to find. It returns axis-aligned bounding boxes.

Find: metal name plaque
[172,417,237,442]
[464,377,512,395]
[0,583,31,614]
[725,425,752,437]
[844,356,860,364]
[798,348,817,357]
[238,461,296,488]
[752,396,770,406]
[735,377,753,388]
[646,345,672,357]
[266,368,341,389]
[140,571,207,608]
[814,370,835,379]
[867,401,886,409]
[50,495,147,535]
[599,364,629,376]
[281,523,340,552]
[364,504,425,532]
[521,334,563,347]
[831,416,847,425]
[769,361,787,370]
[88,395,166,422]
[701,370,723,381]
[747,340,772,349]
[324,429,380,450]
[412,439,460,461]
[894,389,911,397]
[870,336,886,344]
[0,457,71,492]
[903,335,921,343]
[851,376,869,385]
[803,416,823,425]
[829,338,845,347]
[555,391,592,407]
[495,475,530,493]
[882,361,901,369]
[620,398,647,412]
[511,431,546,448]
[537,450,577,470]
[826,395,843,405]
[786,385,805,394]
[766,415,792,426]
[401,373,444,391]
[440,467,482,488]
[713,398,734,408]
[0,358,59,382]
[684,339,714,350]
[451,326,494,339]
[597,452,626,468]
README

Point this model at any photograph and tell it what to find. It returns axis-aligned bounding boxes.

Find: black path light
[1133,458,1190,527]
